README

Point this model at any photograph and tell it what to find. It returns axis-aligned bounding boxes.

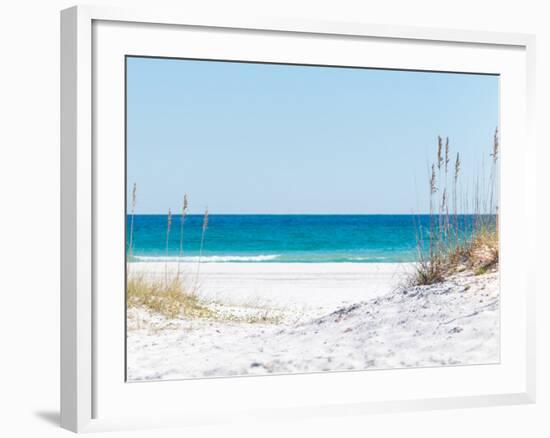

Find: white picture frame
[60,4,536,433]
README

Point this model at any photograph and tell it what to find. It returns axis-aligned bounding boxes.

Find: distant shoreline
[126,213,497,216]
[127,257,417,263]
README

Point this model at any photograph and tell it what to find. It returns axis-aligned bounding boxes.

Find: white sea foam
[133,254,281,263]
[349,256,387,261]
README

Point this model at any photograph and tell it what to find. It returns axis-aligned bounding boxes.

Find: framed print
[60,5,536,433]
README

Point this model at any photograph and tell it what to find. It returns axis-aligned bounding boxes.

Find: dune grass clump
[126,189,214,320]
[413,230,498,285]
[468,226,499,274]
[127,273,284,324]
[411,129,499,286]
[412,253,447,286]
[126,191,280,324]
[127,273,215,319]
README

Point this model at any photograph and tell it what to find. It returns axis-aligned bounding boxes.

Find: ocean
[126,214,489,263]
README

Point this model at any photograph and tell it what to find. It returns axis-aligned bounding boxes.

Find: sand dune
[127,263,499,381]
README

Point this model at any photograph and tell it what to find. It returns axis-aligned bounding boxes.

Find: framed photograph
[61,5,536,432]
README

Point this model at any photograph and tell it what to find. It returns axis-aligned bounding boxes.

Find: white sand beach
[127,262,499,381]
[130,262,414,319]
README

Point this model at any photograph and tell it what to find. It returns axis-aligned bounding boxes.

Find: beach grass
[127,272,215,319]
[126,189,285,324]
[127,192,215,319]
[127,270,286,324]
[411,129,499,285]
[412,228,498,285]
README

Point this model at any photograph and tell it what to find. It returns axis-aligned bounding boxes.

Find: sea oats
[411,131,499,285]
[165,208,172,286]
[445,137,450,172]
[491,127,499,162]
[202,207,209,232]
[128,182,137,262]
[430,164,437,194]
[195,206,209,285]
[177,193,189,277]
[437,136,443,170]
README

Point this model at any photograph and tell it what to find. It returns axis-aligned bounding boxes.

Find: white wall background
[0,1,547,436]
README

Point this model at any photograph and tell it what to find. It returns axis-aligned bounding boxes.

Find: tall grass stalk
[127,183,137,272]
[177,194,188,277]
[128,183,137,258]
[165,208,172,287]
[429,164,437,259]
[453,153,460,248]
[195,207,209,286]
[489,128,499,223]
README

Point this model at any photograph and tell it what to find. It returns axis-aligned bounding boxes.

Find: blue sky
[127,57,499,214]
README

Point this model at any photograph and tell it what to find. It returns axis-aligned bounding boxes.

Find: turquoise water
[126,214,487,263]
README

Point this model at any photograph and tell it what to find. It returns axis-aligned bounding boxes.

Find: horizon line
[126,212,496,216]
